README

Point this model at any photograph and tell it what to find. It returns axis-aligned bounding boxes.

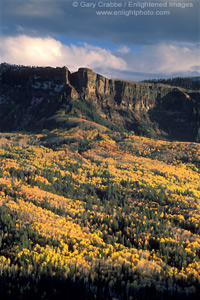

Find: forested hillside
[143,77,200,91]
[0,129,200,299]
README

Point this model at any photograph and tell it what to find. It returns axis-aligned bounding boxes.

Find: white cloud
[115,46,131,54]
[123,44,200,77]
[0,35,199,80]
[0,35,127,73]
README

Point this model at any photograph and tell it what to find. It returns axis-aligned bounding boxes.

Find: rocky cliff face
[0,63,200,141]
[68,67,173,110]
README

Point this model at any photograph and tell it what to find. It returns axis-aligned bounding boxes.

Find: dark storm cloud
[1,0,199,45]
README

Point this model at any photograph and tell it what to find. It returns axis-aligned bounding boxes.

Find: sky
[0,0,200,81]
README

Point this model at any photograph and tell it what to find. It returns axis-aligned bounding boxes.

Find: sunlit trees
[0,130,200,299]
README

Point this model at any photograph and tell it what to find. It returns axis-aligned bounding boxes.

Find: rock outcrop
[68,67,174,111]
[0,63,199,141]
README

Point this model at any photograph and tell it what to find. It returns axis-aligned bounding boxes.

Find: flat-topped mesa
[30,66,70,84]
[28,66,71,85]
[0,64,71,85]
[30,66,71,85]
[0,63,199,141]
[68,67,175,112]
[110,80,166,111]
[0,64,191,114]
[70,68,96,88]
[69,68,112,103]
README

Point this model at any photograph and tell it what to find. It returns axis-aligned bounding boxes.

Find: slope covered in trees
[0,129,200,299]
[143,77,200,91]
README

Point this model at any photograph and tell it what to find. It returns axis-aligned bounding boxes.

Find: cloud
[121,44,200,77]
[0,35,199,80]
[1,0,200,45]
[115,46,131,54]
[0,35,127,72]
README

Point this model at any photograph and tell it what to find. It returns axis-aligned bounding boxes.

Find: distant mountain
[0,63,200,142]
